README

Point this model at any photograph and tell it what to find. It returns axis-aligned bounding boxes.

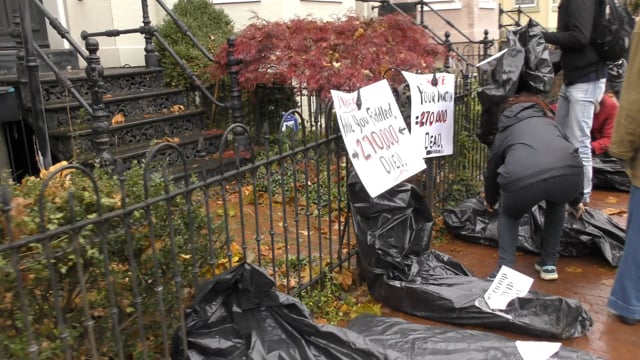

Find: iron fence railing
[0,66,487,358]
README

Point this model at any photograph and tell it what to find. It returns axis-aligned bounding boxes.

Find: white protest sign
[331,80,426,198]
[484,265,533,310]
[402,72,455,158]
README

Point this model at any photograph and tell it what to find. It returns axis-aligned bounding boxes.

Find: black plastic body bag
[171,262,601,359]
[347,171,592,339]
[442,198,626,266]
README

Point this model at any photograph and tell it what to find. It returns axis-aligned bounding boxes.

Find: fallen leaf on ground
[170,104,185,113]
[605,196,619,204]
[349,303,382,319]
[600,279,614,286]
[602,208,627,216]
[111,112,125,125]
[565,265,583,273]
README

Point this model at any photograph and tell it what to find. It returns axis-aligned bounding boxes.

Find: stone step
[42,87,197,131]
[102,128,225,169]
[0,49,80,77]
[38,66,166,103]
[49,108,212,161]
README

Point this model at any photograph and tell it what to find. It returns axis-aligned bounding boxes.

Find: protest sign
[483,265,533,310]
[402,72,455,158]
[331,80,426,198]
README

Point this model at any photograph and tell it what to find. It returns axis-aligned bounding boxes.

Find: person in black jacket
[484,94,584,281]
[542,0,607,205]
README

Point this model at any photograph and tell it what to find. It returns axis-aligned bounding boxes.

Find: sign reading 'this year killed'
[402,72,455,158]
[331,80,426,198]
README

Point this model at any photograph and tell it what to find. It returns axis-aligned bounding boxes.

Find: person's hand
[485,201,494,213]
[569,203,585,219]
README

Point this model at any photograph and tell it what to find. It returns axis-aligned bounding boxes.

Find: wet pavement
[381,188,637,360]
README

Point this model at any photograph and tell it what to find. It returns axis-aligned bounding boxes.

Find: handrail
[81,0,217,65]
[415,0,479,45]
[499,5,548,32]
[32,46,93,116]
[359,0,494,67]
[28,0,89,63]
[154,0,216,63]
[151,32,226,108]
[76,0,226,108]
[81,27,146,40]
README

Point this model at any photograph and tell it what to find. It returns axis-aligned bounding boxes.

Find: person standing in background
[591,91,619,157]
[606,19,640,326]
[543,0,608,205]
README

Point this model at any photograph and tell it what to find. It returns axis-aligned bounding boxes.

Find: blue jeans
[555,79,606,203]
[608,185,640,320]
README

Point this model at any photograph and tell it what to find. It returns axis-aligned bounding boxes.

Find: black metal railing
[499,4,549,32]
[362,0,496,70]
[11,0,249,170]
[1,2,492,358]
[0,63,488,356]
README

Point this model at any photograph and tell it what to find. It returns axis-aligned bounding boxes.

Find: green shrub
[0,163,225,358]
[155,0,234,88]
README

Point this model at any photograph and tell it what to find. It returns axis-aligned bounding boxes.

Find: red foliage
[211,14,447,98]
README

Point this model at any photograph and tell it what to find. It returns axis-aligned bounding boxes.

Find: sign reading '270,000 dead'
[402,71,455,158]
[331,80,426,198]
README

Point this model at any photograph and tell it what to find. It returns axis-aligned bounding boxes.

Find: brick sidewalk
[381,189,637,360]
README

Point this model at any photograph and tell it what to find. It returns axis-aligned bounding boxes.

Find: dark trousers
[497,174,582,268]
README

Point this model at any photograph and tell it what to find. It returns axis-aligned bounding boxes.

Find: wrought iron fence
[0,66,488,358]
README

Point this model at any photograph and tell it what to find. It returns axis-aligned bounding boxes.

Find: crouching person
[484,93,584,281]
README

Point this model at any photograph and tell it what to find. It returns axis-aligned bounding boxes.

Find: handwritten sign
[331,80,426,198]
[402,72,455,158]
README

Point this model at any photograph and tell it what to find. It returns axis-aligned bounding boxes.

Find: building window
[479,0,497,9]
[514,0,537,6]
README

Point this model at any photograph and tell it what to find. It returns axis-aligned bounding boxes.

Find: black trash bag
[593,156,631,192]
[170,263,399,360]
[348,172,593,339]
[514,19,555,94]
[442,197,626,266]
[476,31,525,146]
[348,315,603,360]
[476,20,554,146]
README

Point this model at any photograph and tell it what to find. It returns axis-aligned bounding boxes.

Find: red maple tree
[211,13,447,98]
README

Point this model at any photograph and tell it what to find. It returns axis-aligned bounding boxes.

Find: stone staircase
[1,65,229,175]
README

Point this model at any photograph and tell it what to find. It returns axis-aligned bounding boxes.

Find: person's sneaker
[486,269,499,281]
[534,263,558,281]
[618,315,639,325]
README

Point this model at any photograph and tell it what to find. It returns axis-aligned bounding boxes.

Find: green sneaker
[534,263,558,281]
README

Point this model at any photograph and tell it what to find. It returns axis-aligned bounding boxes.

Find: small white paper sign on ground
[331,79,426,198]
[515,340,561,360]
[484,265,533,310]
[401,71,455,158]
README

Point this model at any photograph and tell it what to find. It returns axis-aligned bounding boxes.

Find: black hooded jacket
[484,103,583,207]
[542,0,606,84]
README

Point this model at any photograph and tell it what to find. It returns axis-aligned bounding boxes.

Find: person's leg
[608,185,640,324]
[540,200,566,267]
[555,84,570,131]
[535,173,583,280]
[560,79,606,204]
[496,187,542,269]
[497,205,520,269]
